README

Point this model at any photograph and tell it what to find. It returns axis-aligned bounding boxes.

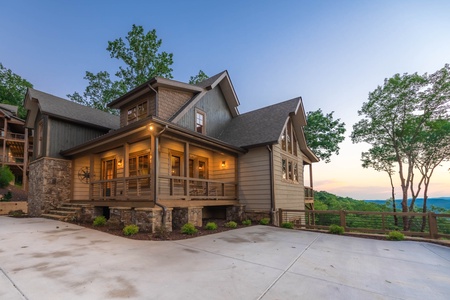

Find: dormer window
[127,101,148,124]
[195,110,205,134]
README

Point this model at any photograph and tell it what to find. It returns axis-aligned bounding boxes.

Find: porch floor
[70,199,240,208]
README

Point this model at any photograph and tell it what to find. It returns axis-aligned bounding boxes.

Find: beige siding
[157,88,193,120]
[72,155,90,200]
[272,142,305,210]
[238,147,271,211]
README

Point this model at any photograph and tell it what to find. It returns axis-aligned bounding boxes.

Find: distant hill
[365,197,450,210]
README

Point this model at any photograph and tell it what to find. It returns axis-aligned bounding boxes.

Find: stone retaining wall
[107,207,173,232]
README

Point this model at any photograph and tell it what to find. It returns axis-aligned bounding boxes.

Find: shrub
[0,166,14,188]
[242,219,252,226]
[181,223,198,235]
[205,222,218,230]
[281,222,294,229]
[329,224,344,235]
[260,218,270,225]
[3,191,12,201]
[8,209,25,217]
[387,231,404,241]
[153,225,170,240]
[225,221,237,228]
[93,216,107,226]
[123,224,139,236]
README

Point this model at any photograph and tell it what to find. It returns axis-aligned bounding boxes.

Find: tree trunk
[388,174,398,227]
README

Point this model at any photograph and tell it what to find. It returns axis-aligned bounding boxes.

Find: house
[0,103,32,189]
[24,71,318,231]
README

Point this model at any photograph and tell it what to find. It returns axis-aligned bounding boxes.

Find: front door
[102,158,116,197]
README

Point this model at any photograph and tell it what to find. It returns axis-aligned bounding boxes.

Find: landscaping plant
[329,224,344,235]
[260,218,270,225]
[123,224,139,236]
[93,216,107,226]
[225,221,237,228]
[181,223,198,235]
[387,231,404,241]
[205,222,218,230]
[242,219,251,226]
[0,166,14,188]
[281,222,294,229]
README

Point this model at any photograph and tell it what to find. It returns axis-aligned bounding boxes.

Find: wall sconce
[148,123,154,131]
[221,161,226,168]
[117,158,123,167]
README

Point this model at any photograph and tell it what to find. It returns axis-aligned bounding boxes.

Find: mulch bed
[0,185,28,201]
[72,219,253,241]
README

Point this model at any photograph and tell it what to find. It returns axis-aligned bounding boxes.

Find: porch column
[309,164,313,189]
[184,142,189,197]
[23,127,29,191]
[124,143,129,198]
[151,134,158,203]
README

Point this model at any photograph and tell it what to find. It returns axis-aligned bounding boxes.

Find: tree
[189,70,209,84]
[304,109,346,163]
[351,64,450,229]
[0,63,33,118]
[68,24,174,113]
[0,165,14,188]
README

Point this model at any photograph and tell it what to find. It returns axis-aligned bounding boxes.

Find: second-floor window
[37,120,43,156]
[128,102,148,124]
[281,120,297,156]
[195,110,205,134]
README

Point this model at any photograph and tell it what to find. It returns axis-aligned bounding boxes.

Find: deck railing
[0,130,25,140]
[278,209,450,240]
[304,186,314,202]
[91,175,152,201]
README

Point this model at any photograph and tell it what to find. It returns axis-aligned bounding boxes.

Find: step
[57,206,82,212]
[48,210,77,216]
[41,213,66,221]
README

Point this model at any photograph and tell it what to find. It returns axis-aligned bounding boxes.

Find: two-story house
[24,71,318,231]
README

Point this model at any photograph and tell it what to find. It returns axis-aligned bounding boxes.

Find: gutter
[153,125,168,225]
[267,145,275,223]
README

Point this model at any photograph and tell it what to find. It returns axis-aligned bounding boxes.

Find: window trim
[195,109,206,134]
[127,101,148,124]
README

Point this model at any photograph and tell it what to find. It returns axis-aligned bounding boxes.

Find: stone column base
[226,205,246,222]
[172,207,203,228]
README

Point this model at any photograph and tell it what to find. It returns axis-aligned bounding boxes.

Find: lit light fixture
[221,161,226,168]
[148,123,154,131]
[117,159,123,167]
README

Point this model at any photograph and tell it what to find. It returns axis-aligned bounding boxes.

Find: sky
[1,0,449,200]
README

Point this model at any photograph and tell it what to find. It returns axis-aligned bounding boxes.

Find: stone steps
[41,203,86,222]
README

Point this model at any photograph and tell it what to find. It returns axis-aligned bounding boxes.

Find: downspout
[267,145,275,223]
[153,125,168,224]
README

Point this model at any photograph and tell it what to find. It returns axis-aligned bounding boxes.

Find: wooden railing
[278,209,450,240]
[0,130,25,140]
[304,186,314,203]
[91,175,152,201]
[159,175,237,200]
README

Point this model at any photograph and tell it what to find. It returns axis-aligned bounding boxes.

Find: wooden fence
[278,209,450,240]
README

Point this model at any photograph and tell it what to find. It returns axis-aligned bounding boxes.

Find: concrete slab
[0,216,449,299]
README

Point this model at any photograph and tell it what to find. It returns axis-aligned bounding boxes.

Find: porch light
[148,123,154,131]
[221,161,226,168]
[117,159,123,167]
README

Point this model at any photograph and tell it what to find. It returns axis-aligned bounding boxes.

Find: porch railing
[304,186,314,203]
[159,175,237,200]
[91,175,152,201]
[0,130,25,140]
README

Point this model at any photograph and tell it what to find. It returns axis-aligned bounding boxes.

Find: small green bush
[260,218,270,225]
[181,223,198,235]
[205,222,218,230]
[329,224,344,235]
[8,209,25,217]
[225,221,237,228]
[281,222,294,229]
[123,224,139,236]
[387,231,404,241]
[3,191,12,201]
[0,166,14,188]
[93,216,107,226]
[242,219,252,226]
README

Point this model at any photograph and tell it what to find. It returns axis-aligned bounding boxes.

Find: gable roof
[217,98,300,148]
[24,88,120,130]
[0,104,18,116]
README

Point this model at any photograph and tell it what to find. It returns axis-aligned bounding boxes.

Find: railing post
[278,208,283,227]
[428,212,438,239]
[340,210,346,229]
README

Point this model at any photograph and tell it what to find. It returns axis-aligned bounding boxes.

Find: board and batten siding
[47,118,108,159]
[272,142,305,210]
[175,86,233,138]
[238,147,271,211]
[72,155,90,200]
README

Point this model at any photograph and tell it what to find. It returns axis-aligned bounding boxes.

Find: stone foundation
[245,210,272,223]
[172,207,203,228]
[226,205,246,222]
[28,157,72,216]
[106,206,173,232]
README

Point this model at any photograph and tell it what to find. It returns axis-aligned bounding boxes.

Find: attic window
[281,121,297,156]
[195,110,205,134]
[127,101,148,124]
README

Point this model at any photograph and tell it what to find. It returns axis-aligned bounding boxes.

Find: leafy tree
[189,70,209,84]
[304,109,346,163]
[351,64,450,229]
[0,63,33,118]
[0,166,14,188]
[68,24,174,113]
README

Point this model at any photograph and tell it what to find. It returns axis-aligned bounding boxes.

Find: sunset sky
[1,0,449,199]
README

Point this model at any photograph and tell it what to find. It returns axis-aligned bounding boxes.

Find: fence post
[428,212,438,239]
[278,209,283,227]
[340,210,346,229]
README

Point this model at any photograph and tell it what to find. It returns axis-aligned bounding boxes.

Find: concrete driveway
[1,216,449,300]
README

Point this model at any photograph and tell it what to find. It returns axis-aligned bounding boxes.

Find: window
[281,121,298,156]
[128,101,148,124]
[129,152,150,176]
[188,156,208,179]
[281,129,286,151]
[282,158,287,180]
[195,110,205,134]
[288,161,293,180]
[282,157,299,183]
[171,155,181,177]
[37,120,43,156]
[294,163,298,182]
[287,122,292,154]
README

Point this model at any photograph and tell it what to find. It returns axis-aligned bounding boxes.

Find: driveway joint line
[256,234,321,300]
[0,267,28,300]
